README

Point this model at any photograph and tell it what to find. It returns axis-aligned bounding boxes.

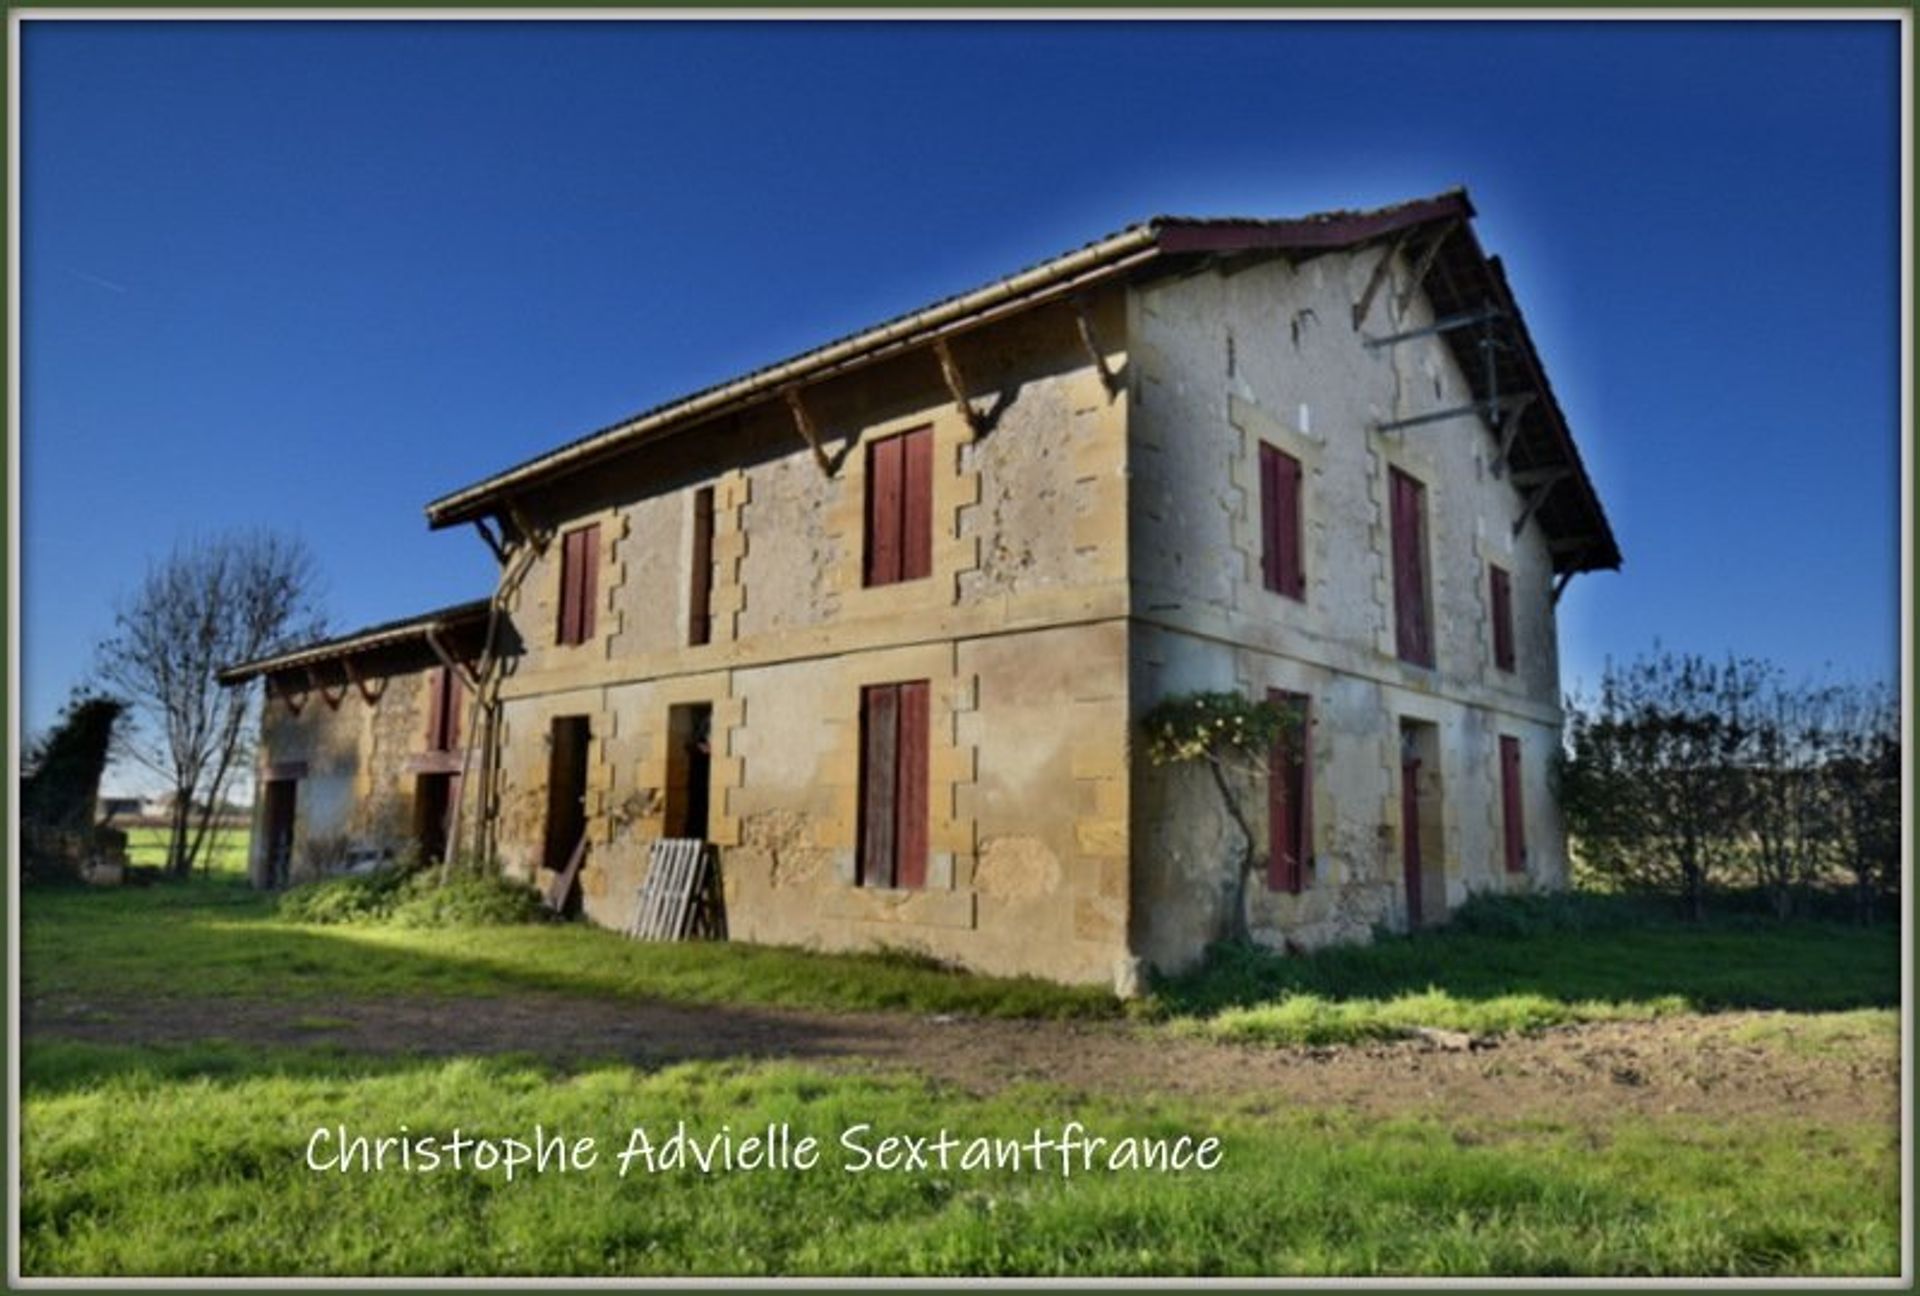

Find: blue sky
[22,18,1903,783]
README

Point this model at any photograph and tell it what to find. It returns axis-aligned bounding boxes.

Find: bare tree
[95,531,326,877]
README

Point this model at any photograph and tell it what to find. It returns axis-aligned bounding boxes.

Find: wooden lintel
[1395,220,1460,314]
[342,657,387,706]
[931,338,987,434]
[1350,231,1410,331]
[1488,392,1537,478]
[1512,475,1564,538]
[424,625,482,694]
[1070,295,1123,397]
[782,387,834,475]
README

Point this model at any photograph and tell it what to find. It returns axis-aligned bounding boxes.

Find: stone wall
[1126,250,1570,972]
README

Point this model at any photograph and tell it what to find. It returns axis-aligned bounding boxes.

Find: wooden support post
[473,516,508,566]
[1512,473,1567,538]
[782,387,834,475]
[1488,392,1537,479]
[1551,568,1578,605]
[1350,232,1410,331]
[931,338,988,435]
[308,664,348,711]
[504,502,548,556]
[342,658,387,705]
[1070,295,1123,396]
[424,625,482,694]
[1395,220,1460,314]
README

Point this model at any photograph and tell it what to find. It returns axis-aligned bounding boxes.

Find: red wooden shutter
[856,680,930,889]
[900,427,933,582]
[894,680,930,889]
[425,666,448,751]
[859,685,899,886]
[1390,469,1432,666]
[1490,563,1515,672]
[1276,450,1304,599]
[865,435,904,587]
[1266,690,1311,893]
[577,524,600,642]
[1500,735,1526,872]
[689,487,715,646]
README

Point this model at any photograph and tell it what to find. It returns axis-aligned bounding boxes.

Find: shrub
[274,865,415,925]
[275,864,544,929]
[386,874,545,929]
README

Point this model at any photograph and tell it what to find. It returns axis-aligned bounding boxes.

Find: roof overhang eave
[423,227,1163,530]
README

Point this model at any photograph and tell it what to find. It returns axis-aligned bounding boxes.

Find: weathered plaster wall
[480,290,1136,982]
[1126,251,1569,971]
[250,665,442,884]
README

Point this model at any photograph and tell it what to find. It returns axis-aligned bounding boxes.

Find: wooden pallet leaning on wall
[627,838,722,941]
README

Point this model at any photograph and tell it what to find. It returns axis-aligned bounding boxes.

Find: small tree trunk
[1206,760,1257,945]
[167,795,193,878]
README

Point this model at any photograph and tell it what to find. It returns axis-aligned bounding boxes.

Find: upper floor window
[864,426,933,588]
[1388,467,1433,667]
[1259,443,1306,600]
[689,487,716,647]
[425,665,464,753]
[1489,562,1516,673]
[556,523,600,646]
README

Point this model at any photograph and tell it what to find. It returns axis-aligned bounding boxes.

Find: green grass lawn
[25,874,1898,1039]
[120,824,252,878]
[20,1042,1899,1277]
[21,875,1902,1277]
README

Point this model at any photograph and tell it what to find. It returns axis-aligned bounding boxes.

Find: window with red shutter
[1389,468,1433,666]
[689,487,715,647]
[1259,443,1306,600]
[858,680,930,889]
[864,426,933,588]
[1489,563,1515,673]
[1266,690,1312,893]
[556,523,601,646]
[1499,735,1526,873]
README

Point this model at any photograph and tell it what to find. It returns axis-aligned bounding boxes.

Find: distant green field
[121,826,251,877]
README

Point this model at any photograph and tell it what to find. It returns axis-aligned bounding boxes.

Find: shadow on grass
[21,875,1117,1021]
[1155,891,1901,1017]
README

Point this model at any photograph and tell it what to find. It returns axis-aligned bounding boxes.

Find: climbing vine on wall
[1142,690,1301,945]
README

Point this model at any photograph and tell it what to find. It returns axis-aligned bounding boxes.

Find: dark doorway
[544,716,592,879]
[664,703,713,840]
[1400,743,1424,929]
[262,778,298,888]
[414,772,460,867]
[1398,719,1444,930]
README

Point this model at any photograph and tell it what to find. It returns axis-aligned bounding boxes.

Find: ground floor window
[1499,734,1527,873]
[858,680,929,889]
[1265,690,1312,893]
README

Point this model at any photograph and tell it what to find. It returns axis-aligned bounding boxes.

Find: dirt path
[26,991,1896,1126]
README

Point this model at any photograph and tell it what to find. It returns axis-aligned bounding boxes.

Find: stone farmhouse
[220,189,1619,990]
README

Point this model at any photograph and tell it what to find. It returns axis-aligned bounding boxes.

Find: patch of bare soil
[25,993,1897,1128]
